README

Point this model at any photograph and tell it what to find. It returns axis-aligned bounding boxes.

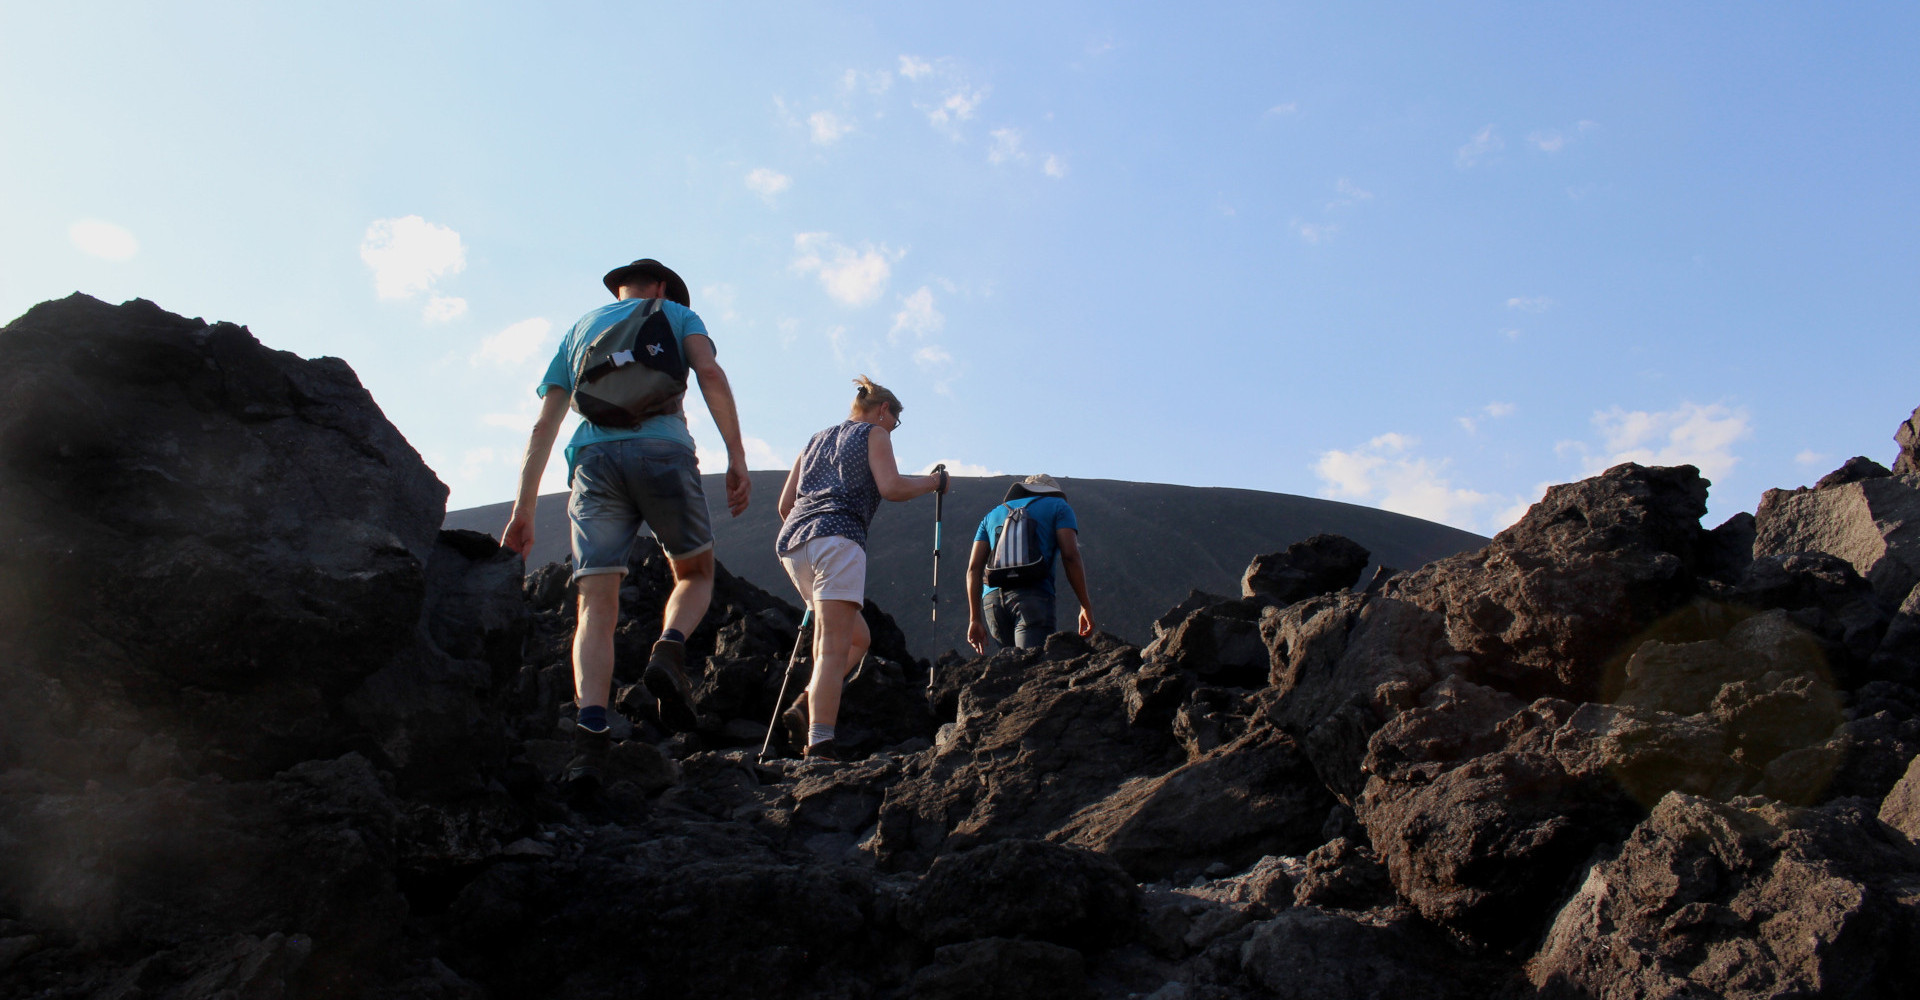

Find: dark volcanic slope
[445,473,1487,655]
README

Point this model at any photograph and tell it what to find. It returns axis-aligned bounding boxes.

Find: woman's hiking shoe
[803,738,855,762]
[780,691,810,756]
[644,639,699,733]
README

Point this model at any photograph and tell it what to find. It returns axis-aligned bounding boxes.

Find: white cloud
[809,111,853,145]
[791,233,900,307]
[1043,154,1068,179]
[68,219,138,261]
[777,317,801,348]
[1567,402,1753,483]
[920,460,1003,476]
[1457,401,1516,434]
[360,215,465,302]
[899,55,933,80]
[914,344,953,368]
[1531,120,1599,153]
[988,127,1026,165]
[1326,178,1373,210]
[423,295,468,322]
[1456,124,1503,168]
[745,167,791,199]
[1795,449,1829,467]
[892,286,944,340]
[1294,221,1339,244]
[473,317,553,367]
[928,88,986,127]
[1506,296,1553,313]
[1266,102,1298,117]
[1313,433,1495,529]
[1502,328,1523,340]
[841,68,893,95]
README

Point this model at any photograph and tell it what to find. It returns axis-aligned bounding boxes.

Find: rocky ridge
[4,295,1920,999]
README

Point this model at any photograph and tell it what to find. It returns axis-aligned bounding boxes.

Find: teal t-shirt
[973,495,1079,596]
[539,298,710,479]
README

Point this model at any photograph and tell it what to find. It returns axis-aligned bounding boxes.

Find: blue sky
[4,2,1916,532]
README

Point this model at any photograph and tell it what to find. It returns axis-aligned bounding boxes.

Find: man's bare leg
[645,549,714,732]
[572,573,623,710]
[663,549,715,637]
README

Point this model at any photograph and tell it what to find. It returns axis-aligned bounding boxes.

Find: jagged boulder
[1731,552,1892,686]
[908,938,1087,1000]
[1883,755,1920,840]
[1895,405,1920,476]
[1052,723,1333,881]
[0,754,418,997]
[1528,793,1920,999]
[1261,593,1455,802]
[0,296,448,780]
[900,839,1139,948]
[871,643,1177,871]
[1388,463,1711,701]
[1817,455,1893,489]
[1289,836,1394,911]
[1234,906,1490,1000]
[1755,470,1920,605]
[1146,596,1269,688]
[1241,533,1371,606]
[439,845,907,1000]
[1357,697,1645,949]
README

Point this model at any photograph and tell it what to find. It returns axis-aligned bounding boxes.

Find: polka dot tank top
[776,420,883,553]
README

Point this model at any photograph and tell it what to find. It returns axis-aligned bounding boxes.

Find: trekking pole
[757,608,813,763]
[928,464,946,694]
[931,464,947,623]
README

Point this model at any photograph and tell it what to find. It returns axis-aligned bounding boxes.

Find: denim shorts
[983,586,1056,650]
[568,438,713,579]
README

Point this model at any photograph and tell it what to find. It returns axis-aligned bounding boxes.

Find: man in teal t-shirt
[966,474,1096,652]
[501,258,752,794]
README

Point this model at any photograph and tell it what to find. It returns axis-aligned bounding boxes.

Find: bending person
[966,474,1094,653]
[775,376,947,760]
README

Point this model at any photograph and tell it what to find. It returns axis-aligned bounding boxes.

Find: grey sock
[808,723,836,745]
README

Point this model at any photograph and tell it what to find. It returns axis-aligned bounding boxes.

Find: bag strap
[577,298,667,383]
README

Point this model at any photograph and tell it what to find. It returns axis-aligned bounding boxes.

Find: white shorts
[779,535,867,606]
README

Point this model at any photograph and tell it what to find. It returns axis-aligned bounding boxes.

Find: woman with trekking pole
[773,375,948,760]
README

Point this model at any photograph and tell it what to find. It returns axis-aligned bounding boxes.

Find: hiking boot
[780,690,810,756]
[644,639,699,733]
[803,738,855,762]
[564,724,610,788]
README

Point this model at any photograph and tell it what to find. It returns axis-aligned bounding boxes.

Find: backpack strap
[576,295,668,381]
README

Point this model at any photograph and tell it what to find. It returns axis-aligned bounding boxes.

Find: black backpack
[985,501,1049,588]
[570,299,688,428]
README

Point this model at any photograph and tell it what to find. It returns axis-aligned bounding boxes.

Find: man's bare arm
[685,334,750,517]
[1057,528,1095,636]
[966,540,991,654]
[502,389,572,558]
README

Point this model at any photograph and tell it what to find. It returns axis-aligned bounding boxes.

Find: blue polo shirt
[974,495,1078,596]
[538,298,710,479]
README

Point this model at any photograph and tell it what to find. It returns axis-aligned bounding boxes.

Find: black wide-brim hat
[602,258,691,307]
